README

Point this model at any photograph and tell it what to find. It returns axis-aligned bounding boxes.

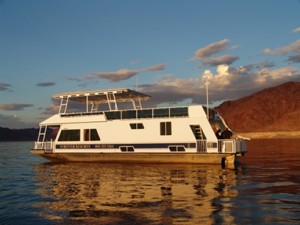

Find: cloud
[201,55,239,67]
[146,63,167,71]
[36,82,56,87]
[193,39,239,67]
[0,82,11,91]
[85,68,141,82]
[0,103,34,111]
[40,105,60,115]
[138,64,300,106]
[139,74,201,106]
[194,39,229,60]
[84,63,167,82]
[64,76,82,82]
[263,39,300,55]
[0,114,36,129]
[234,61,275,72]
[292,27,300,33]
[287,54,300,63]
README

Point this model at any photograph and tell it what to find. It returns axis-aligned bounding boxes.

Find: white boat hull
[30,149,240,166]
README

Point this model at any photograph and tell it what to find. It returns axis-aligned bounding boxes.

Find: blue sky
[1,0,300,128]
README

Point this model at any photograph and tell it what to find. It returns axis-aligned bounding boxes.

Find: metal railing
[218,139,247,153]
[197,139,247,153]
[34,141,53,153]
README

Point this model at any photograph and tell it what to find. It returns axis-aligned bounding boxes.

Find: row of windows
[105,107,188,120]
[57,122,173,142]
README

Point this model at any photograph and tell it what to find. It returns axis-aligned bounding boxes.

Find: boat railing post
[233,140,236,153]
[218,140,222,153]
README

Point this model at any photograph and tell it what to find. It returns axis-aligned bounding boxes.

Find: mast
[205,72,209,119]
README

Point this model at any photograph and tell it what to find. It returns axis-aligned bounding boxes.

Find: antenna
[136,74,139,91]
[205,72,209,119]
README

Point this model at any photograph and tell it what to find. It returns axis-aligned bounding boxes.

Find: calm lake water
[0,139,299,225]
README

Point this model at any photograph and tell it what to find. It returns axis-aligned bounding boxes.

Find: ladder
[37,125,47,143]
[59,96,69,114]
[132,99,142,110]
[106,92,118,110]
[91,103,99,113]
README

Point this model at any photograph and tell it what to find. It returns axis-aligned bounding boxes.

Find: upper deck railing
[53,88,151,114]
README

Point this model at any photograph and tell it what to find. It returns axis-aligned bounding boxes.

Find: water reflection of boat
[33,163,239,224]
[31,88,247,166]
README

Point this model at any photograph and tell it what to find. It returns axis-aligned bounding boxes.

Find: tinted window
[58,129,80,141]
[105,111,121,120]
[130,123,144,129]
[138,109,152,118]
[170,107,188,117]
[160,122,172,135]
[84,129,100,141]
[154,108,169,118]
[122,110,136,119]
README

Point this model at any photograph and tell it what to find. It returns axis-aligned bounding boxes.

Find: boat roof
[52,88,151,103]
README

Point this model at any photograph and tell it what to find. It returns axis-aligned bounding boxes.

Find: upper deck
[53,88,151,114]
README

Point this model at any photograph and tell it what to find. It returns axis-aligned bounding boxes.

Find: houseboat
[31,88,247,166]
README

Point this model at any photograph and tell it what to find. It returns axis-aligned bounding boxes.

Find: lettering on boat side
[56,144,115,149]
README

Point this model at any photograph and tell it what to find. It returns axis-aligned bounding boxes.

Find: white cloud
[263,39,300,55]
[194,39,229,60]
[139,64,300,106]
[84,64,167,82]
[193,39,239,67]
[292,27,300,33]
[146,64,167,72]
[85,68,141,82]
[0,103,34,111]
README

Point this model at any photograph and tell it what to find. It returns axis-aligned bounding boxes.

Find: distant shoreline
[238,131,300,139]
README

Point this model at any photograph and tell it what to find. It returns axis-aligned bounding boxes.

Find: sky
[1,0,300,128]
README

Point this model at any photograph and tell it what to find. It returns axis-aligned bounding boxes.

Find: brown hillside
[215,81,300,133]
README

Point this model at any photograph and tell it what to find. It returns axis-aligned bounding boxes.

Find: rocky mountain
[215,81,300,133]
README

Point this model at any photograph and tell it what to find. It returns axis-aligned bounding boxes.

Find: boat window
[84,129,100,141]
[160,122,172,135]
[122,110,136,119]
[137,109,152,118]
[105,111,121,120]
[170,107,188,117]
[58,129,80,141]
[48,126,60,141]
[130,123,144,129]
[169,146,185,152]
[120,146,134,152]
[154,108,169,118]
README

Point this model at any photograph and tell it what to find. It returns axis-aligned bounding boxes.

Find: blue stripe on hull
[56,143,196,149]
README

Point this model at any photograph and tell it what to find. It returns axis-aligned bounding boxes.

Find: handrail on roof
[52,88,151,104]
[53,88,151,113]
